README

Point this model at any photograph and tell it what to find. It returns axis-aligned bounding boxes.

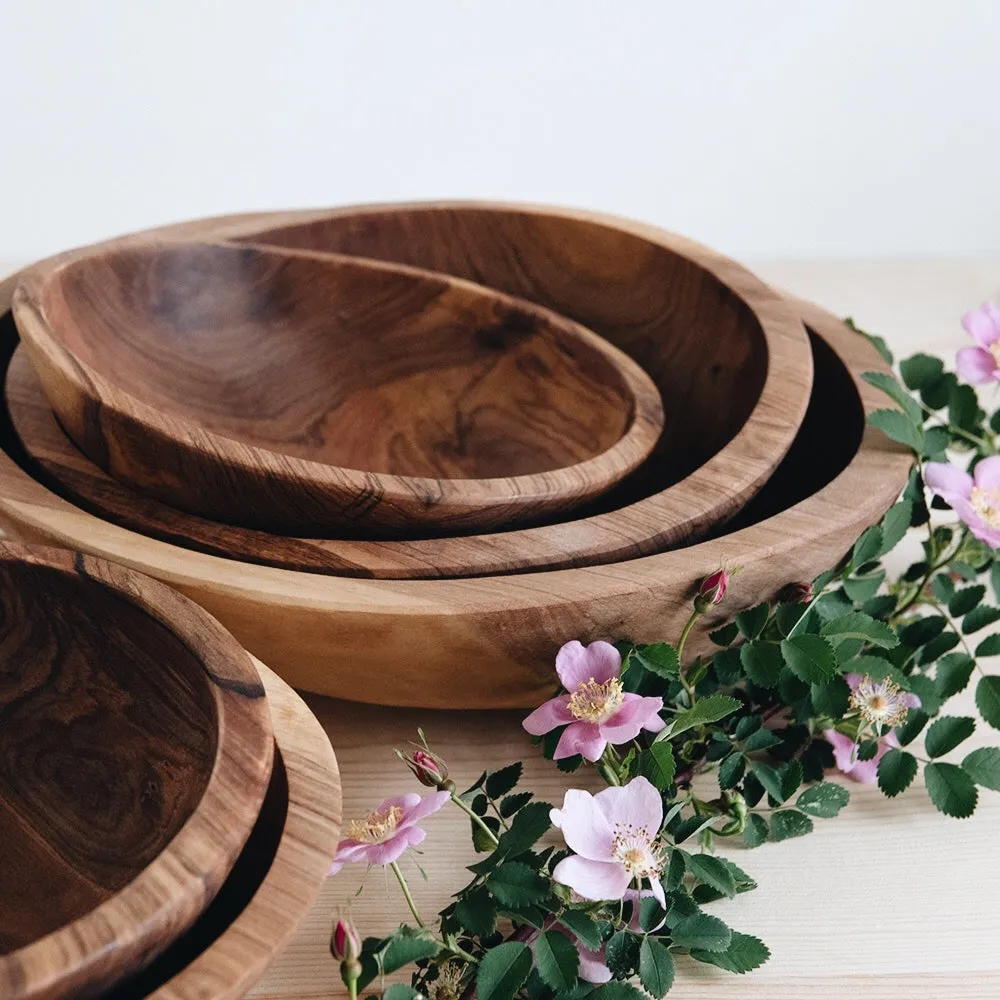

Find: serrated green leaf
[492,801,553,861]
[924,761,978,818]
[485,763,523,799]
[857,739,879,762]
[665,695,741,740]
[739,641,783,688]
[846,318,893,363]
[718,752,746,790]
[710,622,740,646]
[963,606,1000,635]
[922,425,951,459]
[635,642,680,679]
[383,985,421,1000]
[949,585,987,617]
[589,982,646,1000]
[604,930,640,977]
[843,572,885,604]
[932,573,957,603]
[852,525,884,566]
[488,862,548,907]
[895,708,929,746]
[379,928,440,975]
[780,760,804,800]
[669,911,732,952]
[820,611,898,648]
[935,653,976,698]
[924,716,976,758]
[781,634,839,684]
[921,370,957,410]
[899,353,944,390]
[877,748,918,797]
[862,371,924,422]
[690,930,771,974]
[796,782,850,818]
[743,813,769,848]
[977,634,1000,657]
[847,654,910,689]
[637,742,676,791]
[811,675,851,717]
[557,908,603,950]
[919,630,961,664]
[949,382,980,430]
[713,646,743,685]
[962,747,1000,791]
[476,942,533,1000]
[736,603,770,640]
[533,930,579,993]
[499,791,534,817]
[454,887,497,938]
[992,562,1000,603]
[901,615,946,647]
[749,761,786,803]
[638,937,675,998]
[686,853,738,898]
[977,676,1000,730]
[867,408,924,451]
[743,728,782,753]
[769,809,814,842]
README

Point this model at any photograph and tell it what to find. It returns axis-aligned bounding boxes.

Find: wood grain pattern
[0,289,910,709]
[12,203,812,572]
[102,656,341,1000]
[0,542,274,1000]
[13,241,663,536]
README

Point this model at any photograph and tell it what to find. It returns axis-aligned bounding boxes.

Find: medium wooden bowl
[13,241,664,536]
[101,656,340,1000]
[0,289,910,709]
[0,542,274,1000]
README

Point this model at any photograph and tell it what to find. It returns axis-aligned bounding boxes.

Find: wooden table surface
[3,255,1000,998]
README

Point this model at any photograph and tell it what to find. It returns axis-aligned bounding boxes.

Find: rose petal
[950,495,1000,548]
[396,790,450,829]
[962,303,1000,347]
[649,874,666,910]
[363,825,425,866]
[577,945,613,984]
[824,729,859,773]
[550,788,615,861]
[956,346,999,384]
[556,640,621,690]
[844,673,863,691]
[599,695,664,744]
[522,695,575,735]
[593,776,663,838]
[924,462,974,501]
[552,855,629,902]
[974,456,1000,492]
[373,792,422,815]
[555,720,607,761]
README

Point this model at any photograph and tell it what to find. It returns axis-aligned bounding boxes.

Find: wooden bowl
[101,656,340,1000]
[0,542,274,1000]
[13,242,664,537]
[0,289,911,709]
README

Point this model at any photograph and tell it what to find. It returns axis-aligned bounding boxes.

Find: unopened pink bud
[331,917,361,963]
[395,745,453,790]
[696,569,729,609]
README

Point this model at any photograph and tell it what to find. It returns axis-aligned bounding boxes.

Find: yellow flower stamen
[989,341,1000,367]
[971,485,1000,529]
[568,677,625,724]
[850,676,910,728]
[610,824,664,880]
[346,805,403,844]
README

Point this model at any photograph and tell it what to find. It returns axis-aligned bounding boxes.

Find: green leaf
[811,676,851,718]
[796,782,850,818]
[769,809,814,842]
[743,813,768,848]
[976,676,1000,730]
[718,752,746,790]
[962,747,1000,791]
[499,791,534,817]
[877,748,919,797]
[476,942,533,1000]
[843,572,885,604]
[899,353,944,390]
[669,911,732,952]
[743,728,782,753]
[901,615,946,647]
[921,370,957,410]
[485,763,523,799]
[976,634,1000,657]
[686,853,738,899]
[924,716,976,758]
[713,646,743,684]
[862,371,924,423]
[935,653,976,698]
[963,606,1000,635]
[604,930,640,977]
[589,982,646,1000]
[895,709,929,746]
[749,761,786,803]
[533,930,579,993]
[932,573,956,602]
[690,931,771,974]
[379,928,440,975]
[949,585,987,617]
[638,937,675,999]
[992,562,1000,603]
[637,742,676,791]
[664,847,686,889]
[487,862,548,907]
[780,634,839,684]
[710,622,740,646]
[852,525,884,566]
[924,761,978,818]
[635,642,680,679]
[820,612,898,648]
[472,815,501,853]
[740,641,783,688]
[857,739,879,762]
[867,408,924,451]
[493,801,553,860]
[454,887,497,938]
[846,318,893,363]
[736,603,770,640]
[383,986,421,1000]
[557,908,604,950]
[949,382,980,430]
[665,695,741,740]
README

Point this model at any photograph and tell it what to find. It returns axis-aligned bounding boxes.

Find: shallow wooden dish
[0,282,910,708]
[13,241,664,537]
[0,542,274,1000]
[100,656,340,1000]
[13,203,813,571]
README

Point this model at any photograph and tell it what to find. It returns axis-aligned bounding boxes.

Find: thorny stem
[390,861,425,927]
[449,791,501,848]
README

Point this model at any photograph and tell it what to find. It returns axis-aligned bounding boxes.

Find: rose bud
[694,569,729,611]
[331,915,362,965]
[395,746,454,791]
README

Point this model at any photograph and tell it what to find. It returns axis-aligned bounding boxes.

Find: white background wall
[2,0,998,260]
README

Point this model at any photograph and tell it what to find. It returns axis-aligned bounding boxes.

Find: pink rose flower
[550,776,666,907]
[328,790,449,875]
[522,640,665,761]
[925,457,1000,548]
[955,302,1000,384]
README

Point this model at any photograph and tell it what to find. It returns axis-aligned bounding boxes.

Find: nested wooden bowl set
[0,201,911,996]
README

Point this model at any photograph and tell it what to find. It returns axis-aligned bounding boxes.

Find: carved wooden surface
[14,240,663,537]
[0,542,274,1000]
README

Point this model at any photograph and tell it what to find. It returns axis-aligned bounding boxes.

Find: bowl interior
[41,243,645,480]
[0,553,217,953]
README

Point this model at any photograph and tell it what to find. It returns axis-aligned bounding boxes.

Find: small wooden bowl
[0,542,274,1000]
[0,289,911,709]
[100,656,340,1000]
[13,242,664,536]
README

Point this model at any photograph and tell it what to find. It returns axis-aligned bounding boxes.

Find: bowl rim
[0,541,274,999]
[13,235,667,523]
[10,200,812,554]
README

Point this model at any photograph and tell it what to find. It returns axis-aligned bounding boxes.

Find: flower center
[568,677,625,723]
[850,675,909,728]
[990,341,1000,367]
[346,805,403,844]
[611,825,663,880]
[971,486,1000,529]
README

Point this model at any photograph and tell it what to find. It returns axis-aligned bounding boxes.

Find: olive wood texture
[0,289,911,709]
[103,656,341,1000]
[14,202,812,571]
[0,542,274,1000]
[13,241,664,537]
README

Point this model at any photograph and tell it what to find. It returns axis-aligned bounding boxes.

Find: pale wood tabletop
[3,256,1000,999]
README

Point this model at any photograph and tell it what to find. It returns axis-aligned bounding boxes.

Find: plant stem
[597,746,622,786]
[676,609,701,701]
[449,791,501,848]
[390,861,425,927]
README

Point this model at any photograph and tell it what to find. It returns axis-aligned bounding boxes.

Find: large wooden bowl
[101,656,340,1000]
[0,288,910,709]
[14,203,812,567]
[0,542,274,1000]
[13,241,664,536]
